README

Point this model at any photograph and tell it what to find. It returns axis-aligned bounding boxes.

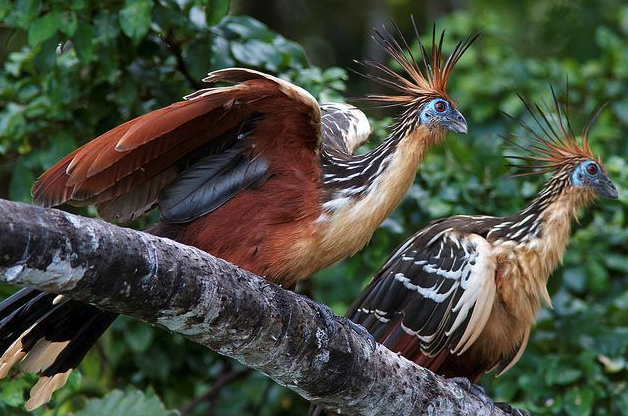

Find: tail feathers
[26,370,72,411]
[0,288,117,409]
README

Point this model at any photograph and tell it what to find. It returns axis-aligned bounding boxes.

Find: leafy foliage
[72,388,178,416]
[0,1,627,415]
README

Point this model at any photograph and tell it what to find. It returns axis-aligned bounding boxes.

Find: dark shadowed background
[1,0,627,415]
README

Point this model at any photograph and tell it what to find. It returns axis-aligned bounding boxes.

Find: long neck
[491,172,594,306]
[315,123,443,263]
[493,172,591,251]
[320,122,443,216]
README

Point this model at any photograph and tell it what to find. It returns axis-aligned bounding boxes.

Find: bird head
[359,20,477,137]
[570,159,617,199]
[419,97,467,134]
[506,87,618,201]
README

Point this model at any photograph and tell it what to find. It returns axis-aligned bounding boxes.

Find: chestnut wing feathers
[31,68,322,223]
[349,224,496,359]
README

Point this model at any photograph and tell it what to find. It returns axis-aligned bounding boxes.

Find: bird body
[152,114,444,286]
[382,184,594,382]
[0,26,475,409]
[344,91,618,389]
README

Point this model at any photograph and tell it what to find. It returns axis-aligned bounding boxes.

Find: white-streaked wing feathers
[320,103,372,155]
[449,234,496,354]
[350,229,496,357]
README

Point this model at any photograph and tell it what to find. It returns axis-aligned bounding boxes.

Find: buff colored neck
[532,187,594,280]
[495,186,595,321]
[316,126,445,266]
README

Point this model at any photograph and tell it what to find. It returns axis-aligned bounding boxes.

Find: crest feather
[359,18,478,106]
[504,86,603,177]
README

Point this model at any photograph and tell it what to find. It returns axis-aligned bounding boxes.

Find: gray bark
[0,198,507,416]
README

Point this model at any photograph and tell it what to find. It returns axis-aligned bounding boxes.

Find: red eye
[434,101,446,113]
[586,163,598,175]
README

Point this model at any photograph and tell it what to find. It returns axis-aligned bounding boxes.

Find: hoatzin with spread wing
[0,26,475,409]
[311,89,618,415]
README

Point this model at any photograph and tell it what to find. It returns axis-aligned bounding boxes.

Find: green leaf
[72,388,177,416]
[60,10,78,36]
[222,16,270,39]
[94,10,119,44]
[0,378,30,407]
[563,387,594,416]
[124,323,154,353]
[230,40,281,71]
[119,0,153,42]
[206,0,229,26]
[27,11,62,46]
[72,22,94,64]
[9,159,35,203]
[32,36,59,73]
[586,260,609,295]
[12,0,40,27]
[0,0,10,21]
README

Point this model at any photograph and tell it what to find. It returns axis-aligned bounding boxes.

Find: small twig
[254,378,275,416]
[179,367,251,416]
[163,30,203,90]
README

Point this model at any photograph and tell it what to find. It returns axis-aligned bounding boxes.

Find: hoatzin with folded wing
[337,89,617,397]
[0,26,475,409]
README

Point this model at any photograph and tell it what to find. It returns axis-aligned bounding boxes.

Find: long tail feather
[0,288,117,409]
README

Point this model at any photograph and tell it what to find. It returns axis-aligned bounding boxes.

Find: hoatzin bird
[0,26,475,409]
[311,89,618,415]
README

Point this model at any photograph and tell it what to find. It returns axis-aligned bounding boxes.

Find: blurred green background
[1,0,628,415]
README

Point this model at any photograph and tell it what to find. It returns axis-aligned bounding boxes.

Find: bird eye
[434,100,447,113]
[586,163,598,175]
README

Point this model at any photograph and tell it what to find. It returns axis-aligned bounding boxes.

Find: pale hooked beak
[594,175,619,199]
[443,108,468,135]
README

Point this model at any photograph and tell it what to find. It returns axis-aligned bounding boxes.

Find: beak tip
[445,121,468,135]
[445,110,468,135]
[598,181,619,199]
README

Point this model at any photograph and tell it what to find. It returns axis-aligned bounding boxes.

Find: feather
[96,167,178,222]
[0,290,117,410]
[358,19,478,106]
[348,224,496,371]
[504,85,603,176]
[31,68,322,216]
[159,145,270,223]
[320,103,372,155]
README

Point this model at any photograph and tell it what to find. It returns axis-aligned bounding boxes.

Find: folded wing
[348,223,496,368]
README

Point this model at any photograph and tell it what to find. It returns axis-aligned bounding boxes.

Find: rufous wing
[31,68,322,223]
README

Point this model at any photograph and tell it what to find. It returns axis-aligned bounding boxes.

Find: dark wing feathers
[32,68,321,223]
[159,145,270,223]
[349,221,496,368]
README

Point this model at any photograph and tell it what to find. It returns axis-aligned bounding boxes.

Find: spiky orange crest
[504,86,604,176]
[360,19,478,106]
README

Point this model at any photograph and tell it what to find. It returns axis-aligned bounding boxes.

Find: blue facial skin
[419,98,468,134]
[571,159,618,199]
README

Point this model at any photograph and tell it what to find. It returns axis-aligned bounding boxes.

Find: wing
[320,103,371,155]
[348,225,496,365]
[31,68,321,222]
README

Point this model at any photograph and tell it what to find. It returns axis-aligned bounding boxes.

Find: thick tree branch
[0,199,507,416]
